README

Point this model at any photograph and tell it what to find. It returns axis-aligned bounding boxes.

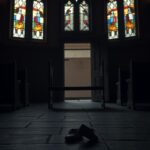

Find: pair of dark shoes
[65,124,98,144]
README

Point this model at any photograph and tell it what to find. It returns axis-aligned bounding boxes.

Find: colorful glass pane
[32,0,44,40]
[124,0,136,37]
[107,0,119,39]
[64,1,74,31]
[79,1,89,31]
[13,0,26,38]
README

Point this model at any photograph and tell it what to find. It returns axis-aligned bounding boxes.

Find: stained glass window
[79,1,89,31]
[124,0,136,37]
[64,1,74,31]
[13,0,26,38]
[32,0,44,40]
[107,0,119,39]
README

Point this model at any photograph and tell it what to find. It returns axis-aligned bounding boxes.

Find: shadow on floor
[52,100,129,112]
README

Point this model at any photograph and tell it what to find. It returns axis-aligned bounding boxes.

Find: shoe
[79,124,98,143]
[65,129,83,143]
[68,128,78,134]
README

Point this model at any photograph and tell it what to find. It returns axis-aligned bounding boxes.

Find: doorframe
[63,42,92,100]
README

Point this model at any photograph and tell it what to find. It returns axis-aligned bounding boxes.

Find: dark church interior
[0,0,150,149]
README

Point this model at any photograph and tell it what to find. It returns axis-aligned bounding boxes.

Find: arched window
[64,0,90,32]
[12,0,46,40]
[107,0,119,39]
[79,0,89,31]
[64,1,74,31]
[13,0,26,38]
[124,0,136,37]
[32,0,44,39]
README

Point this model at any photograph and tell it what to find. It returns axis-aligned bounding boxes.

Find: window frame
[10,0,27,39]
[123,0,139,39]
[105,0,139,41]
[63,0,91,33]
[10,0,47,42]
[106,0,120,40]
[79,0,90,31]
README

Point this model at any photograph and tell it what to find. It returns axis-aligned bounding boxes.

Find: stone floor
[0,103,150,150]
[53,100,128,111]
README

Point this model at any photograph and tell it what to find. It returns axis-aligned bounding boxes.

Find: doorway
[64,43,91,100]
